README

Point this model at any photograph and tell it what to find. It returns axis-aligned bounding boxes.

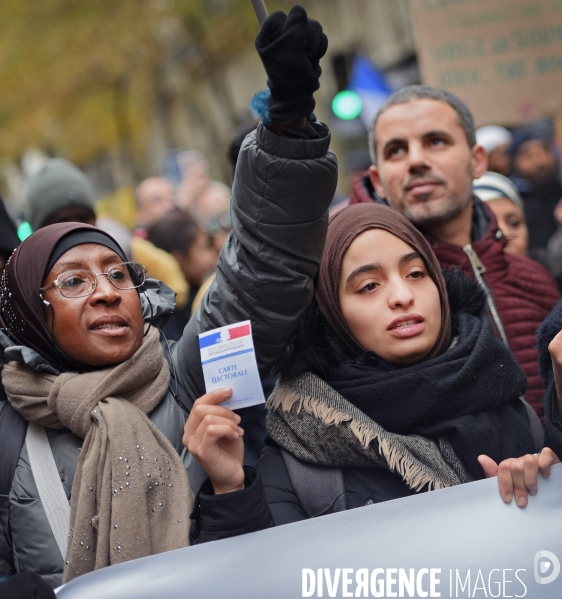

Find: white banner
[57,464,562,598]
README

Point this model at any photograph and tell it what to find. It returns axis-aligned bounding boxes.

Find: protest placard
[409,0,562,126]
[57,464,562,598]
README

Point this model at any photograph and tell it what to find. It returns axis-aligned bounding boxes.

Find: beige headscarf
[2,327,192,582]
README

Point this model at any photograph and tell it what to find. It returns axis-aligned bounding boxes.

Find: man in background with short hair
[350,85,559,420]
[147,210,217,340]
[135,177,176,230]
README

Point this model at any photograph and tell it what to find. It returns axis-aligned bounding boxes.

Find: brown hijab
[0,222,127,372]
[315,203,452,361]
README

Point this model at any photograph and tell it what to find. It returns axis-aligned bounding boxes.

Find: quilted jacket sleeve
[188,444,307,545]
[189,467,274,544]
[172,122,338,401]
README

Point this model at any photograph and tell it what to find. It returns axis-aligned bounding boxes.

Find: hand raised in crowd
[255,4,328,123]
[478,448,560,508]
[183,388,245,495]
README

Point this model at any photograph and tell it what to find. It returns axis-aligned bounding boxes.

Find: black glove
[0,573,56,599]
[255,4,328,122]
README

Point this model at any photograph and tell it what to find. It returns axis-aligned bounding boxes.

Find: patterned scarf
[267,371,472,492]
[2,328,192,582]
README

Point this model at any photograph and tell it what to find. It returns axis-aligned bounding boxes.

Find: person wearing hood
[0,5,336,591]
[184,203,540,541]
[348,85,559,422]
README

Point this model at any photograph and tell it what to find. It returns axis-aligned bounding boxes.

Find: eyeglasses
[41,262,147,299]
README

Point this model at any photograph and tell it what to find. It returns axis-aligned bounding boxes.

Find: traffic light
[332,90,363,121]
[17,221,33,240]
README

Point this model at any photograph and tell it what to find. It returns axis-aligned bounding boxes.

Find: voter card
[198,320,265,410]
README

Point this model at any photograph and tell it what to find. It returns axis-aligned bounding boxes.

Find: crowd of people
[1,5,562,598]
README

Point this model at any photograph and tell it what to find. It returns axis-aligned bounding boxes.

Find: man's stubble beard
[389,187,473,230]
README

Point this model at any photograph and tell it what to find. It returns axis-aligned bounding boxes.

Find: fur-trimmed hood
[275,268,487,383]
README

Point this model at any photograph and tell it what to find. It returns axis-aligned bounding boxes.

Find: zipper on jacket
[463,244,510,347]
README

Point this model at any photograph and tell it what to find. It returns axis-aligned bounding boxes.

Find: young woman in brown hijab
[185,203,540,538]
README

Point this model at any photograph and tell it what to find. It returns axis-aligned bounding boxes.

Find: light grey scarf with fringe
[267,372,473,492]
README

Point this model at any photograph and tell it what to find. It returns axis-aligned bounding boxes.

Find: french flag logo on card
[199,323,251,348]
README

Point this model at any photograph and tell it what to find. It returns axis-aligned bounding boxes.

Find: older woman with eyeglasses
[0,18,338,599]
[0,225,200,588]
[0,144,336,590]
[1,160,336,593]
[0,6,336,592]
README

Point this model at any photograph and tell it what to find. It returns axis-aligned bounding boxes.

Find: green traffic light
[17,221,33,241]
[332,90,362,120]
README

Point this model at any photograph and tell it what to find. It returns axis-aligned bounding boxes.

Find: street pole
[251,0,268,27]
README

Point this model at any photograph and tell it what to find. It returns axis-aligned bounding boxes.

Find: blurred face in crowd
[485,198,528,257]
[173,230,217,287]
[43,206,96,228]
[487,144,511,177]
[42,244,144,367]
[339,229,441,366]
[212,229,230,254]
[369,99,487,230]
[136,178,175,228]
[196,183,231,221]
[514,139,556,182]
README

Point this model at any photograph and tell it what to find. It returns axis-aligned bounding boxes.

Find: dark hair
[228,120,259,178]
[147,210,200,255]
[369,85,476,165]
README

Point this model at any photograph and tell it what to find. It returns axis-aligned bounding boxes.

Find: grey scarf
[267,372,472,492]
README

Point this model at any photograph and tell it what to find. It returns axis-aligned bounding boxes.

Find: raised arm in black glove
[255,4,328,123]
[0,573,56,599]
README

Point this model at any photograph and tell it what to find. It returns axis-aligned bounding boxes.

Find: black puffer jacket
[0,122,338,588]
[191,270,541,542]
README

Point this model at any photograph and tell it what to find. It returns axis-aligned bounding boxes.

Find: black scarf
[323,312,535,480]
